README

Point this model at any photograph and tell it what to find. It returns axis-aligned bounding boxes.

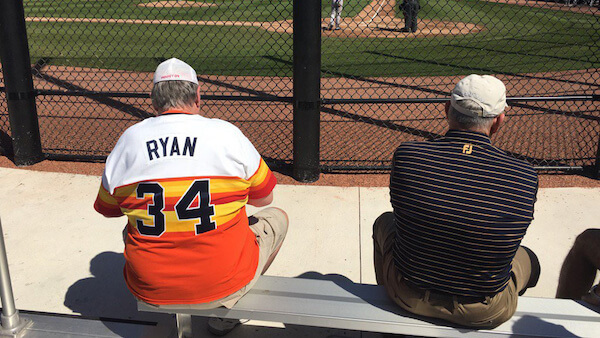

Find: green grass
[25,0,293,21]
[23,0,599,77]
[25,0,373,21]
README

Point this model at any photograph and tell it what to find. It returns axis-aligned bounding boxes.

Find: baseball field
[1,0,597,171]
[21,0,599,77]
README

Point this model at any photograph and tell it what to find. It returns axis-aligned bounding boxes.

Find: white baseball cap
[153,58,198,85]
[450,74,508,118]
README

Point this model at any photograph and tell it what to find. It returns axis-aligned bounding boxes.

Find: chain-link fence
[0,89,8,156]
[2,0,295,166]
[0,0,599,174]
[319,0,600,171]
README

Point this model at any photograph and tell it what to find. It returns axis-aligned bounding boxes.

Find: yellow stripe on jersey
[98,184,119,206]
[124,208,241,233]
[249,159,269,186]
[113,178,251,198]
[116,176,252,233]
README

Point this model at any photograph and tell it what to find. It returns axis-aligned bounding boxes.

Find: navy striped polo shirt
[390,130,538,297]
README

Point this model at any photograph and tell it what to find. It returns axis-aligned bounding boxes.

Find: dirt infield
[3,0,598,186]
[488,0,600,14]
[25,0,481,39]
[320,0,482,38]
[24,17,479,40]
[138,1,217,8]
[2,62,599,187]
[12,63,598,179]
[25,0,599,39]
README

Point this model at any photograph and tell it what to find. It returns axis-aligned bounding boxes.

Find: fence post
[0,0,43,166]
[292,0,321,182]
[595,135,600,179]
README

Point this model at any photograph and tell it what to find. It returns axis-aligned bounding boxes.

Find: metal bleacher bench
[138,276,600,337]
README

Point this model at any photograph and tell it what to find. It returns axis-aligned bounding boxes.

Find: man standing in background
[400,0,420,33]
[328,0,344,30]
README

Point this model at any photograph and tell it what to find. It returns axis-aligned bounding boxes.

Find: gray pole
[292,0,321,182]
[0,0,44,166]
[0,218,31,334]
[595,136,600,178]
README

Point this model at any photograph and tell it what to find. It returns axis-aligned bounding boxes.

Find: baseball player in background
[400,0,420,33]
[328,0,344,30]
[94,58,288,336]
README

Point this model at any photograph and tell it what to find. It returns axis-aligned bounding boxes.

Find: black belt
[402,278,488,304]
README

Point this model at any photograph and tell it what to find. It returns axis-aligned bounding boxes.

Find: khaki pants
[373,212,533,328]
[145,207,288,311]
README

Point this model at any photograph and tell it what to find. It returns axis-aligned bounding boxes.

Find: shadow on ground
[64,251,171,336]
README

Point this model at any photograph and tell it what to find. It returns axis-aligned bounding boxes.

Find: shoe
[207,317,242,336]
[326,24,333,31]
[334,26,341,30]
[582,284,600,307]
[519,246,541,296]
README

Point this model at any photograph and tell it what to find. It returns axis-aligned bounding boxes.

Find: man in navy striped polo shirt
[373,74,541,328]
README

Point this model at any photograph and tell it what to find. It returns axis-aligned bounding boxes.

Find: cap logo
[153,58,199,85]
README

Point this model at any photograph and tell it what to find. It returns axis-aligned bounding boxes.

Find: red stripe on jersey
[211,190,248,205]
[127,214,240,237]
[94,196,123,217]
[118,190,249,211]
[249,172,276,200]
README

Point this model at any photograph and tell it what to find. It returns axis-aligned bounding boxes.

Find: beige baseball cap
[450,74,508,118]
[153,58,198,85]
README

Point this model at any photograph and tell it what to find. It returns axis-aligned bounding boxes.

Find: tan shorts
[373,211,533,328]
[146,207,288,311]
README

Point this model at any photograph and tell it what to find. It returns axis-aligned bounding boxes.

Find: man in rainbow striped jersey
[94,58,288,335]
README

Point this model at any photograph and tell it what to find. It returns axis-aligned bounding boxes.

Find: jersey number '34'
[135,179,216,237]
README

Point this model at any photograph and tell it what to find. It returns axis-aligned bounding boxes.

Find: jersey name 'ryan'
[146,136,197,160]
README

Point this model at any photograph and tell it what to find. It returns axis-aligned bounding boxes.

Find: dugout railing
[1,0,599,181]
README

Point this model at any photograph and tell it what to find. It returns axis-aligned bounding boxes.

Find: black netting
[0,88,10,157]
[0,0,598,172]
[320,0,600,171]
[20,0,294,163]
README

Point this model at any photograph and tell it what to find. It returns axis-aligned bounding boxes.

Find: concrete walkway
[0,167,598,337]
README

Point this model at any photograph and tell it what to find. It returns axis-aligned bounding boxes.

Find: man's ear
[195,86,201,106]
[490,113,505,136]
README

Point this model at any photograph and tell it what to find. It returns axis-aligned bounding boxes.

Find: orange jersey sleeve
[247,158,277,200]
[94,184,124,217]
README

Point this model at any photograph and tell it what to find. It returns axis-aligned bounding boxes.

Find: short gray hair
[151,81,198,113]
[448,100,496,130]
